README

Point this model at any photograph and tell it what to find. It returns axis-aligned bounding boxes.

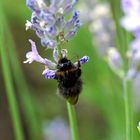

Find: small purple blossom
[43,118,70,140]
[43,69,56,79]
[121,0,140,14]
[107,48,124,76]
[127,68,137,79]
[121,0,140,32]
[41,38,57,48]
[24,39,46,64]
[79,56,89,64]
[130,38,140,52]
[65,31,76,40]
[24,39,56,68]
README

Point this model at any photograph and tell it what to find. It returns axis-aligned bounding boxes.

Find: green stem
[0,22,25,140]
[5,24,42,140]
[67,102,79,140]
[123,79,132,140]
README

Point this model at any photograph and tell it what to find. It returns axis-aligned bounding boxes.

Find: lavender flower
[121,0,140,32]
[79,1,115,56]
[121,0,140,79]
[106,48,124,78]
[26,0,81,49]
[79,1,120,77]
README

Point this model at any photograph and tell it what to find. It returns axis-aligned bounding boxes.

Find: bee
[55,57,83,105]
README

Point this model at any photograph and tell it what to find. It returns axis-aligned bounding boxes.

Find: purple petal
[44,59,57,69]
[64,11,80,32]
[121,13,140,32]
[40,12,56,25]
[133,28,140,38]
[24,39,46,64]
[130,38,140,52]
[79,56,89,64]
[121,0,140,14]
[26,0,40,12]
[127,68,137,79]
[31,12,39,24]
[63,5,73,15]
[41,38,57,48]
[64,31,76,40]
[50,0,65,13]
[71,11,80,22]
[43,69,56,79]
[45,26,57,37]
[35,28,45,38]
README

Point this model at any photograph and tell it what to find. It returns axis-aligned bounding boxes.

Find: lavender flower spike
[26,0,81,48]
[121,0,140,14]
[121,0,140,31]
[106,48,124,78]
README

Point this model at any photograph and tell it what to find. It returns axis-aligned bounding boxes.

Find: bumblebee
[55,57,83,105]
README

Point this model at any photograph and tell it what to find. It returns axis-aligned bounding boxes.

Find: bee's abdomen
[56,68,82,104]
[58,78,83,100]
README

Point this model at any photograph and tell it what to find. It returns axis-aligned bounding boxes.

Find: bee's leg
[76,68,81,77]
[77,60,81,68]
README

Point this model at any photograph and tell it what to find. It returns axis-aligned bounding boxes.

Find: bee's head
[57,57,73,70]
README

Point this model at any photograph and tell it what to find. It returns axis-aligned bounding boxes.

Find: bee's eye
[57,63,64,69]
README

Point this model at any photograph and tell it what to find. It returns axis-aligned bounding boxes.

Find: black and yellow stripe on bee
[56,58,83,104]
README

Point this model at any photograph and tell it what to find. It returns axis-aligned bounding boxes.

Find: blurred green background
[0,0,140,140]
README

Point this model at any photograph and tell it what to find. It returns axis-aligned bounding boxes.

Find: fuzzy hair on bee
[55,57,83,105]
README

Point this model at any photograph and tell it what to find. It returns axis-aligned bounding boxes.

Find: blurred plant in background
[78,0,116,56]
[79,0,140,140]
[43,117,70,140]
